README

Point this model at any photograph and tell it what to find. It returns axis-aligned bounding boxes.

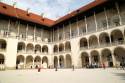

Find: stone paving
[0,68,125,83]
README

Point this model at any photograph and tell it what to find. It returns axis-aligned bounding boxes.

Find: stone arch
[54,56,58,68]
[99,32,110,45]
[26,43,34,53]
[101,49,113,67]
[26,55,33,68]
[114,46,125,67]
[59,55,64,68]
[65,41,71,51]
[16,55,25,69]
[34,56,41,68]
[65,54,72,68]
[0,39,7,50]
[42,56,48,68]
[59,43,64,52]
[17,42,25,52]
[35,44,41,53]
[53,45,58,53]
[42,45,48,53]
[0,54,5,64]
[91,50,100,65]
[111,29,124,43]
[80,52,89,68]
[89,35,98,48]
[80,37,88,48]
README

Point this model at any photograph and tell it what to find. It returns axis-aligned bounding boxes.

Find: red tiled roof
[0,0,107,27]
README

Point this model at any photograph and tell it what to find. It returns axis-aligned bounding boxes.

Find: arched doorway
[26,55,33,69]
[111,29,124,43]
[91,50,100,67]
[0,54,5,64]
[101,49,113,67]
[81,52,89,68]
[66,54,72,68]
[42,45,48,53]
[54,56,58,68]
[16,55,25,69]
[59,43,64,52]
[89,35,98,48]
[99,32,110,45]
[0,39,7,51]
[80,38,88,48]
[34,44,41,54]
[42,56,48,68]
[17,42,25,52]
[26,43,34,53]
[34,56,41,68]
[114,47,125,67]
[53,45,58,53]
[65,41,71,51]
[59,55,64,68]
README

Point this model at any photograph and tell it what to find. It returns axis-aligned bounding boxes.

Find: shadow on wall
[113,73,125,80]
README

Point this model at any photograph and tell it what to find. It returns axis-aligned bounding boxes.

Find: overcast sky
[1,0,94,20]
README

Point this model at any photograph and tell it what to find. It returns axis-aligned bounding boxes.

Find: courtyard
[0,68,125,83]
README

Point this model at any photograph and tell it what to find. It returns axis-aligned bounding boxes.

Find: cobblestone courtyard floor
[0,68,125,83]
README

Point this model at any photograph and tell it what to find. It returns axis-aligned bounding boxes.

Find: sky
[1,0,94,20]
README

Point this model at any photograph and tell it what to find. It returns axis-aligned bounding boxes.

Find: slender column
[33,26,36,41]
[69,21,72,39]
[17,21,20,39]
[98,52,102,66]
[97,35,100,47]
[53,28,54,42]
[115,2,122,25]
[89,54,92,65]
[33,59,34,68]
[87,38,89,49]
[94,12,98,31]
[41,29,43,42]
[24,58,26,69]
[63,24,65,40]
[84,16,88,34]
[26,24,28,40]
[111,51,116,67]
[58,27,59,41]
[7,19,10,37]
[104,7,109,29]
[76,17,80,36]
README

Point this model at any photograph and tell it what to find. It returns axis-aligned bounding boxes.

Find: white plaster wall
[6,38,18,69]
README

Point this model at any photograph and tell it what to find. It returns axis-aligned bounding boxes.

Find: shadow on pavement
[113,73,125,80]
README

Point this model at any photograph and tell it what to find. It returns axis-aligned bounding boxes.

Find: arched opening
[42,56,48,68]
[99,32,110,45]
[101,49,113,67]
[17,42,25,52]
[26,43,34,53]
[66,54,72,68]
[81,52,89,68]
[16,55,25,69]
[0,39,7,51]
[53,45,58,53]
[34,56,41,68]
[80,38,88,48]
[34,44,41,54]
[114,47,125,67]
[65,41,71,51]
[59,43,64,52]
[42,45,48,53]
[54,56,58,68]
[59,55,64,68]
[26,55,33,69]
[89,35,98,48]
[91,50,100,67]
[0,54,5,64]
[111,29,124,43]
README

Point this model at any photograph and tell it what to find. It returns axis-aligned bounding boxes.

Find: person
[72,65,74,71]
[55,66,58,71]
[38,66,41,72]
[102,63,105,69]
